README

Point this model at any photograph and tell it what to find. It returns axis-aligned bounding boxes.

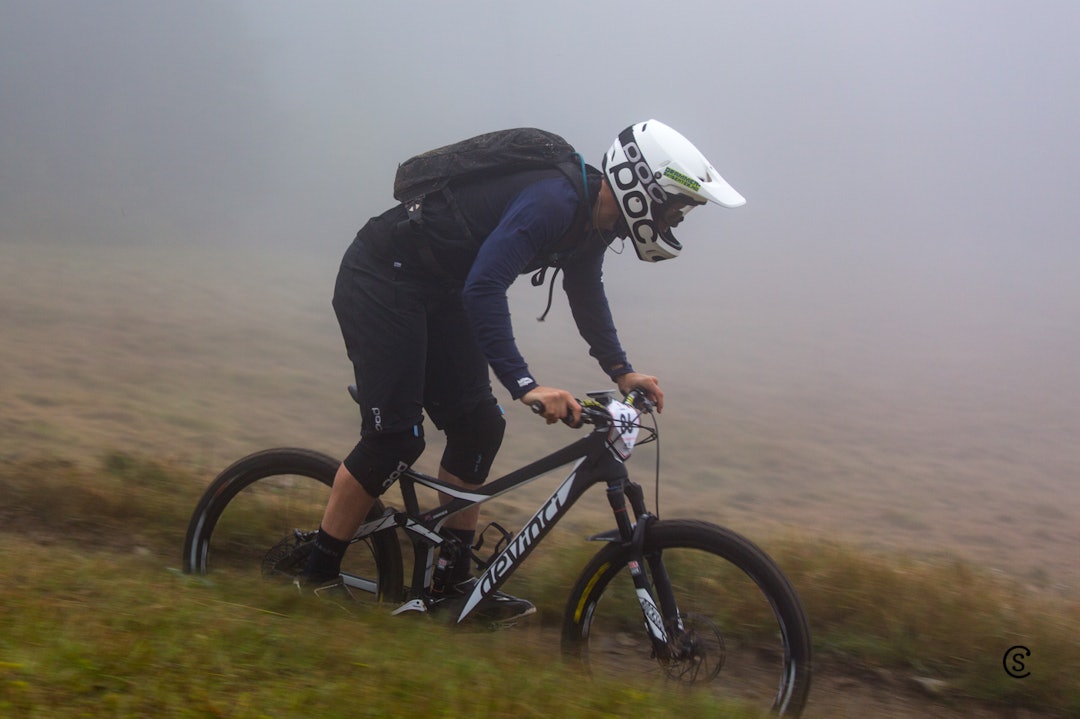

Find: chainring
[260,529,317,579]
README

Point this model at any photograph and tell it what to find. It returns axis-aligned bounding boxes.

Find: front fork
[605,479,683,660]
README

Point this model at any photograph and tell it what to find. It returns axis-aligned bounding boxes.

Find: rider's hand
[521,386,581,426]
[616,372,664,413]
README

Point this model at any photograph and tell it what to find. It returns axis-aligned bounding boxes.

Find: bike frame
[346,402,675,648]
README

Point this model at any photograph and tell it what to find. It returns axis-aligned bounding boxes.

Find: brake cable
[649,411,661,518]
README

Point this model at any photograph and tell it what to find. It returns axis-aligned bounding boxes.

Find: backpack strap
[531,263,562,322]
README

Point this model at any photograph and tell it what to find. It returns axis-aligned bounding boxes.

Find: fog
[2,2,1078,577]
[7,2,1078,253]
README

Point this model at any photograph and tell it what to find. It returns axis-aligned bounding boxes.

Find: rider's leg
[421,306,533,619]
[304,233,429,585]
[432,416,535,621]
[422,289,506,585]
[301,428,425,583]
[437,468,481,530]
[320,463,377,540]
[433,396,506,584]
[436,468,481,585]
[300,463,377,583]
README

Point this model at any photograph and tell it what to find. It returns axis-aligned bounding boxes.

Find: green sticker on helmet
[662,167,701,192]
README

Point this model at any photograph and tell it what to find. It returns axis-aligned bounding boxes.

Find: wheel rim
[193,469,386,602]
[575,545,803,714]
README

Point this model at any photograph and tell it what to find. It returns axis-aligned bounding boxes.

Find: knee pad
[343,425,425,497]
[441,397,506,485]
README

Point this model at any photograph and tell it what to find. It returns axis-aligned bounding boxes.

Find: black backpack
[393,129,592,317]
[393,127,587,209]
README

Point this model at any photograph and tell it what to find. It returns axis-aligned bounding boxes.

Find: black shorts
[332,212,493,436]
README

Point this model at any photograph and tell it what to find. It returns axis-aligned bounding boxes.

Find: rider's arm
[461,177,578,400]
[563,242,664,412]
[561,240,633,381]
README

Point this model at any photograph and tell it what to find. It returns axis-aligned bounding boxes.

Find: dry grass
[1,454,1077,716]
[3,241,1077,593]
[2,238,1079,716]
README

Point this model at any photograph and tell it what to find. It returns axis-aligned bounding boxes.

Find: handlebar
[530,388,656,427]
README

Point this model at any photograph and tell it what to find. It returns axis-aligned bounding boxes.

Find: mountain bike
[182,389,812,715]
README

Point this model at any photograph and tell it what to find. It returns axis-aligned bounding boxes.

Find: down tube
[458,456,615,621]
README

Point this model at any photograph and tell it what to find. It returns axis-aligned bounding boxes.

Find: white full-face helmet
[602,119,745,262]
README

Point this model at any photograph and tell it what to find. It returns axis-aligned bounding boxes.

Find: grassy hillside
[1,454,1077,717]
[2,241,1077,592]
[2,239,1078,717]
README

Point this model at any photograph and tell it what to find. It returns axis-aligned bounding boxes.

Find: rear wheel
[562,519,811,716]
[182,448,404,603]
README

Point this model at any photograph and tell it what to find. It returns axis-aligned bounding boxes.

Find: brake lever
[624,387,656,414]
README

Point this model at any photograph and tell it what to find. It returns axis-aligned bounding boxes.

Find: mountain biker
[297,120,745,621]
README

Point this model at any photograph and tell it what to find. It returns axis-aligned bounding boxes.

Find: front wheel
[182,448,404,604]
[562,519,812,716]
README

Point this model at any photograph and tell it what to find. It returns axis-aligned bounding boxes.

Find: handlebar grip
[530,399,583,427]
[624,387,656,413]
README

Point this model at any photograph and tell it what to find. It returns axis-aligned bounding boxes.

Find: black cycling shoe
[428,577,536,625]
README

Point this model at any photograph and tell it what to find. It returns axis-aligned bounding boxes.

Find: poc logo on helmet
[608,136,666,245]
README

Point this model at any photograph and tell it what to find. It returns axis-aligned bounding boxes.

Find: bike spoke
[183,449,401,604]
[563,520,811,716]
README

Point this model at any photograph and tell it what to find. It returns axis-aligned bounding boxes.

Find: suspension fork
[605,479,681,659]
[622,481,684,635]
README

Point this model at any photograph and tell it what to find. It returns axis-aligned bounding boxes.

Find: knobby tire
[181,447,404,603]
[561,519,812,716]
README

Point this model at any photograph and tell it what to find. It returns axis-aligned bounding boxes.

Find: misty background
[2,2,1078,582]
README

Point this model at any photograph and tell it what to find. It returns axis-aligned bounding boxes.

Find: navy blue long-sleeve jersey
[404,167,633,399]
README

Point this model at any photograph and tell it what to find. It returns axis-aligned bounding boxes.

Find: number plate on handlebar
[606,401,640,460]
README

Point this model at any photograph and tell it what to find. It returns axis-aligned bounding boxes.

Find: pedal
[390,599,428,616]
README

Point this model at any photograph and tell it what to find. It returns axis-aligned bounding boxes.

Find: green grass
[0,555,749,718]
[771,538,1080,714]
[0,455,758,718]
[2,543,761,718]
[1,454,1078,717]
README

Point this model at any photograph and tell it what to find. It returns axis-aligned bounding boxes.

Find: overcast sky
[3,1,1077,248]
[2,1,1078,414]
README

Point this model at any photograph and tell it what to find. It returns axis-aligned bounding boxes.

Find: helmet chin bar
[630,218,682,262]
[610,157,684,261]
